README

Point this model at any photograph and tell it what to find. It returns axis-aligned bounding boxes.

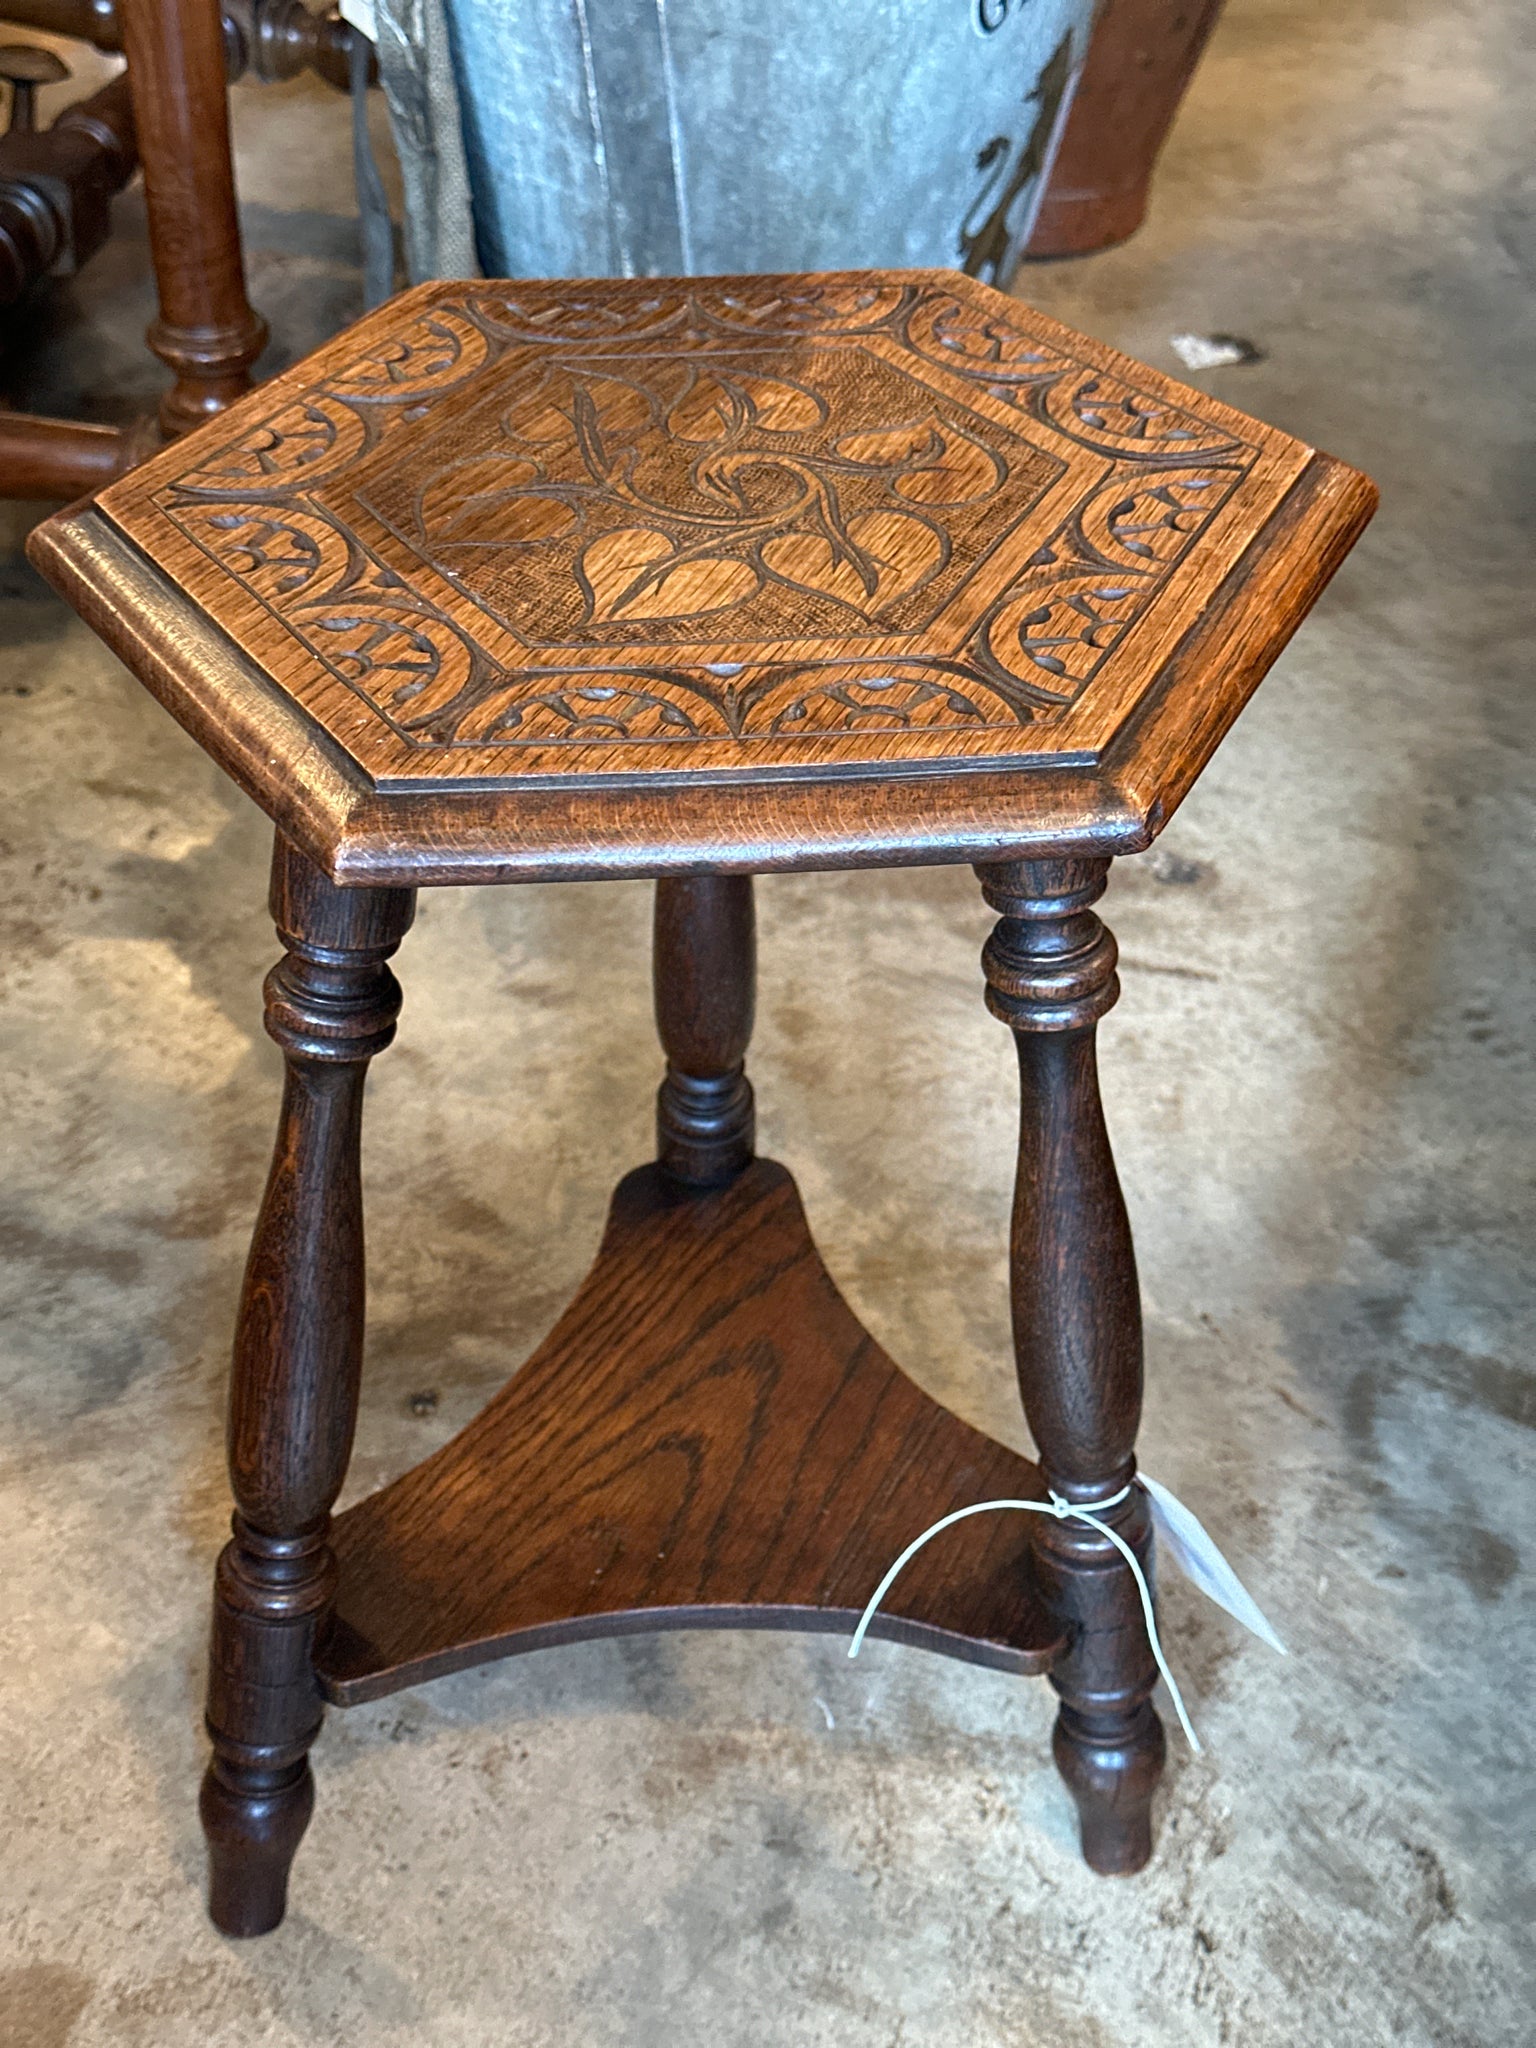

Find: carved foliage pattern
[151,282,1261,753]
[393,353,1020,639]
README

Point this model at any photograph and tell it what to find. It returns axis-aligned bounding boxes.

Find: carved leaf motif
[418,457,578,545]
[580,526,758,621]
[580,374,656,450]
[701,282,907,332]
[631,556,760,620]
[897,423,1005,506]
[506,372,657,481]
[904,294,1071,383]
[1043,370,1238,460]
[177,396,366,494]
[666,373,737,443]
[834,416,1004,506]
[1103,476,1217,559]
[833,422,941,469]
[761,509,943,613]
[180,502,349,600]
[449,679,728,743]
[500,369,585,447]
[733,374,825,433]
[329,308,490,398]
[751,670,1005,735]
[666,370,824,442]
[985,581,1139,684]
[579,526,671,617]
[760,531,865,609]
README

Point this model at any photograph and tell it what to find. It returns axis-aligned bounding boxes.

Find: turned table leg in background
[976,856,1165,1875]
[653,876,756,1188]
[200,836,414,1936]
[119,0,269,434]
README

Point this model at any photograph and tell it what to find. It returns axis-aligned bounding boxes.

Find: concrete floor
[2,0,1532,2041]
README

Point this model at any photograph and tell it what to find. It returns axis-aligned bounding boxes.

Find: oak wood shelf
[319,1160,1065,1706]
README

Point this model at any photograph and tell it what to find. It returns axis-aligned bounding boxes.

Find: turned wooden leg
[653,876,756,1187]
[202,835,414,1936]
[119,0,268,435]
[976,856,1164,1875]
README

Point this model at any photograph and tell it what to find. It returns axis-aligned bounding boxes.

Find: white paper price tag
[338,0,377,42]
[1139,1472,1287,1656]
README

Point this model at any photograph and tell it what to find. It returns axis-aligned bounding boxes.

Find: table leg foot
[200,1756,314,1938]
[1053,1701,1165,1875]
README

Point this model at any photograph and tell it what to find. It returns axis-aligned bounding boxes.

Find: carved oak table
[29,271,1375,1937]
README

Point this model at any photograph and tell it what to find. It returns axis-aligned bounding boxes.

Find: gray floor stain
[0,1964,94,2048]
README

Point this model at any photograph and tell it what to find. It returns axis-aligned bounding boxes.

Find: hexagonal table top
[30,272,1375,884]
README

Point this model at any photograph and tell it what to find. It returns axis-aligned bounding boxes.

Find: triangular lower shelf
[318,1159,1065,1707]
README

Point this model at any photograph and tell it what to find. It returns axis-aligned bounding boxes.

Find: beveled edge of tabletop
[26,450,1376,888]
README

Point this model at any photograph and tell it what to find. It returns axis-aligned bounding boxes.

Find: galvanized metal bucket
[444,0,1098,283]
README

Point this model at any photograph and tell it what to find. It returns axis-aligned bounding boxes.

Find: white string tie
[847,1482,1206,1753]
